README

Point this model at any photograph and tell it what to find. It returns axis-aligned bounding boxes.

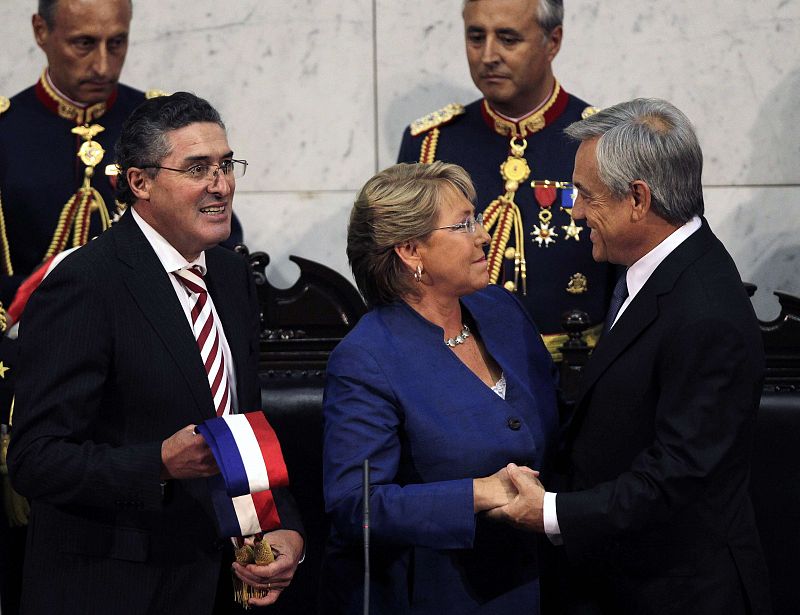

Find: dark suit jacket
[322,286,559,614]
[553,219,771,614]
[7,211,300,615]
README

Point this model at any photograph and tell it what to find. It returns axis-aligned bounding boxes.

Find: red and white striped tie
[173,266,232,417]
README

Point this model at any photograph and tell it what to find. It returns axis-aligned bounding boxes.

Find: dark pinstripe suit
[7,211,300,614]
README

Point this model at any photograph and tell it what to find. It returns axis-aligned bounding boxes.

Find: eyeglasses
[141,159,248,182]
[433,213,484,234]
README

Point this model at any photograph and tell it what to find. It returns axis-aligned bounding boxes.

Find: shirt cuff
[543,491,563,546]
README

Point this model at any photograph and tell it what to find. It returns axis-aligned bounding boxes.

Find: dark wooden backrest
[243,249,365,614]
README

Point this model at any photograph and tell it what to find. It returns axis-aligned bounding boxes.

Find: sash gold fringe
[1,400,30,527]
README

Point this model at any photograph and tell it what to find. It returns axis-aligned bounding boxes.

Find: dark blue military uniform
[0,74,242,306]
[398,84,616,357]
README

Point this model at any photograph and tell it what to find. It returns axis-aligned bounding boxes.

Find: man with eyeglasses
[0,4,179,610]
[7,92,304,615]
[397,0,618,360]
[0,0,244,311]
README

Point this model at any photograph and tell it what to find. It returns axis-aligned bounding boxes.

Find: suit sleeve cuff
[544,491,563,546]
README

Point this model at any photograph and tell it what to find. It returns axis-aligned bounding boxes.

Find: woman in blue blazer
[322,162,559,614]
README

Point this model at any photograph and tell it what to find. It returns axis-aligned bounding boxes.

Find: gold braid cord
[0,189,13,275]
[418,128,440,164]
[484,137,531,293]
[45,181,109,259]
[45,124,110,261]
[484,198,515,284]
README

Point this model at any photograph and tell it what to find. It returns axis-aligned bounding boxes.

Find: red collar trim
[480,82,569,138]
[34,70,118,124]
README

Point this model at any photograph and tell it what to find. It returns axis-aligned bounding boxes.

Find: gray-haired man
[490,98,772,614]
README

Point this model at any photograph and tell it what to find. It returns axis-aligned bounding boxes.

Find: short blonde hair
[347,162,476,307]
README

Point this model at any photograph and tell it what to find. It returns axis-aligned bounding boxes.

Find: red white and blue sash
[196,412,289,537]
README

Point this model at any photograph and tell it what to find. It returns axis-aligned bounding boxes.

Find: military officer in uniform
[398,0,616,359]
[0,0,242,307]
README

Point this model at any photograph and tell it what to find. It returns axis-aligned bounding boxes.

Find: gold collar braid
[482,81,562,139]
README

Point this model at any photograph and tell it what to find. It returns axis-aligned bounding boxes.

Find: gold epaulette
[0,96,10,117]
[410,103,465,136]
[581,105,600,120]
[145,89,169,99]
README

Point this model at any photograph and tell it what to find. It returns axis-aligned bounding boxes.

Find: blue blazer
[322,285,558,614]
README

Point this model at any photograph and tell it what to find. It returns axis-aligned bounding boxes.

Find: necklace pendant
[445,324,471,347]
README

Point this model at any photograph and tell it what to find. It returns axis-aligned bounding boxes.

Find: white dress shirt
[544,215,702,543]
[130,208,238,412]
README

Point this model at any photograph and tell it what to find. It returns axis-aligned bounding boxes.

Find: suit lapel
[112,212,216,422]
[577,290,659,398]
[462,295,544,425]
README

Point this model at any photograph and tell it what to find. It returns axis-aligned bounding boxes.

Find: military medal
[72,124,106,167]
[531,180,559,247]
[562,217,583,240]
[558,183,583,241]
[477,84,574,296]
[77,138,105,168]
[531,221,557,246]
[499,142,530,189]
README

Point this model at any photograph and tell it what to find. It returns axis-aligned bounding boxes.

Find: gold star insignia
[0,361,9,379]
[531,222,557,247]
[562,217,584,240]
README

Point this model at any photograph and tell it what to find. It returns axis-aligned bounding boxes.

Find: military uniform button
[507,417,522,430]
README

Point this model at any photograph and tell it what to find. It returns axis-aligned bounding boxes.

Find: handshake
[473,463,546,532]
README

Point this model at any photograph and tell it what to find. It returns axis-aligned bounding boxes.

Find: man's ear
[629,180,652,222]
[127,168,152,201]
[394,240,421,273]
[545,25,563,62]
[32,13,49,48]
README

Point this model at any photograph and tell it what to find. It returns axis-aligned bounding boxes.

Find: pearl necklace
[444,324,471,347]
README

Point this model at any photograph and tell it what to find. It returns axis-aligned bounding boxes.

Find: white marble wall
[1,0,798,318]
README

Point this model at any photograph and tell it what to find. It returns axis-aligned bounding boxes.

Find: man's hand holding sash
[195,411,292,607]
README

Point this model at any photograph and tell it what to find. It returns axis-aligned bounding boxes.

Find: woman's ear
[394,240,421,272]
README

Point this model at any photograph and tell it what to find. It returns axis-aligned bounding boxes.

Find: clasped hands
[473,463,546,532]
